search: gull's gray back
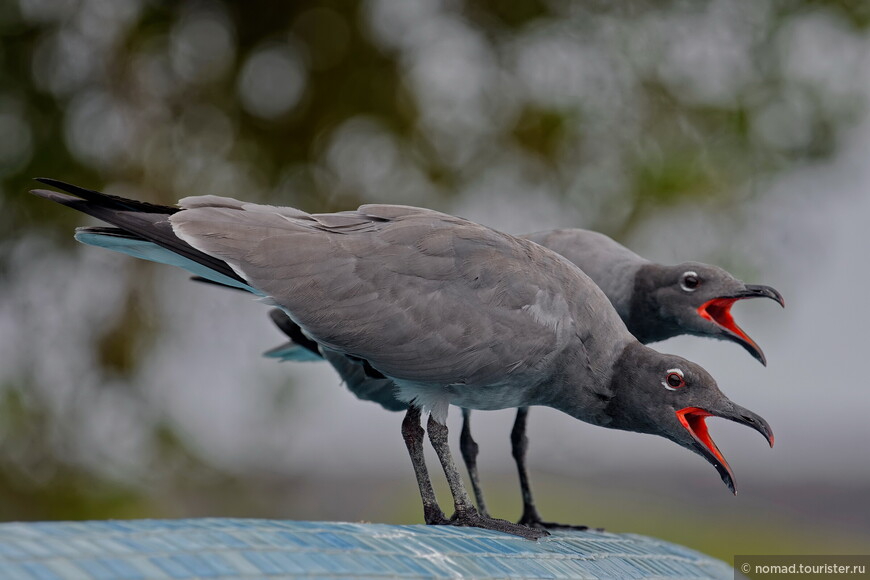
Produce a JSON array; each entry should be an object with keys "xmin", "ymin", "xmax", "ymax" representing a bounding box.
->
[{"xmin": 522, "ymin": 229, "xmax": 647, "ymax": 322}]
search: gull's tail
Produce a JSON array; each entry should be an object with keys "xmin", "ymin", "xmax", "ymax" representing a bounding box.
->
[{"xmin": 31, "ymin": 179, "xmax": 253, "ymax": 292}]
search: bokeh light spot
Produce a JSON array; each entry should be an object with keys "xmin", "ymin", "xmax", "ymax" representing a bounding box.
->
[{"xmin": 237, "ymin": 44, "xmax": 307, "ymax": 120}]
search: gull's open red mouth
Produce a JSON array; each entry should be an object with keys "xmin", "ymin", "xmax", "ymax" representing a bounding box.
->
[
  {"xmin": 697, "ymin": 297, "xmax": 758, "ymax": 351},
  {"xmin": 676, "ymin": 407, "xmax": 728, "ymax": 467},
  {"xmin": 696, "ymin": 284, "xmax": 783, "ymax": 365},
  {"xmin": 676, "ymin": 403, "xmax": 774, "ymax": 494},
  {"xmin": 676, "ymin": 406, "xmax": 735, "ymax": 492},
  {"xmin": 696, "ymin": 284, "xmax": 784, "ymax": 365}
]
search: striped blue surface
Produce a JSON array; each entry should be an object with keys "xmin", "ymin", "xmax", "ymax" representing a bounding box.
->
[{"xmin": 0, "ymin": 519, "xmax": 732, "ymax": 579}]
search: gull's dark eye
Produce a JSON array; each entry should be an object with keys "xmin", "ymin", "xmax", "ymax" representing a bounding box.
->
[
  {"xmin": 680, "ymin": 271, "xmax": 700, "ymax": 292},
  {"xmin": 663, "ymin": 369, "xmax": 685, "ymax": 390}
]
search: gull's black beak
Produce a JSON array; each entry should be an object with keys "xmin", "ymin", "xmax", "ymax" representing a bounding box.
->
[
  {"xmin": 676, "ymin": 402, "xmax": 773, "ymax": 495},
  {"xmin": 737, "ymin": 284, "xmax": 785, "ymax": 308}
]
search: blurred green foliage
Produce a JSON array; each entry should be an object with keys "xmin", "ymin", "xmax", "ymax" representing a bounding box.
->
[
  {"xmin": 0, "ymin": 386, "xmax": 152, "ymax": 521},
  {"xmin": 0, "ymin": 0, "xmax": 866, "ymax": 558}
]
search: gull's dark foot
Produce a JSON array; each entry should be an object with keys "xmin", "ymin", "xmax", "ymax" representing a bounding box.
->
[
  {"xmin": 518, "ymin": 508, "xmax": 601, "ymax": 532},
  {"xmin": 424, "ymin": 506, "xmax": 451, "ymax": 526},
  {"xmin": 450, "ymin": 508, "xmax": 549, "ymax": 540}
]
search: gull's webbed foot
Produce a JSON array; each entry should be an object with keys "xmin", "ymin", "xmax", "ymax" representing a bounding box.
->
[
  {"xmin": 518, "ymin": 512, "xmax": 599, "ymax": 532},
  {"xmin": 451, "ymin": 507, "xmax": 549, "ymax": 540}
]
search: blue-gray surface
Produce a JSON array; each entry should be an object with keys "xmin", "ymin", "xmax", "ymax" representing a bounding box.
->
[{"xmin": 0, "ymin": 519, "xmax": 733, "ymax": 579}]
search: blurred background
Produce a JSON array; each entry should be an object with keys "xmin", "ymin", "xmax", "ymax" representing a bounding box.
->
[{"xmin": 1, "ymin": 0, "xmax": 868, "ymax": 564}]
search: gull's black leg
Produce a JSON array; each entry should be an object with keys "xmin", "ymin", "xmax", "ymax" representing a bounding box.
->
[
  {"xmin": 460, "ymin": 408, "xmax": 490, "ymax": 517},
  {"xmin": 426, "ymin": 414, "xmax": 547, "ymax": 540},
  {"xmin": 402, "ymin": 406, "xmax": 449, "ymax": 525},
  {"xmin": 513, "ymin": 407, "xmax": 545, "ymax": 526},
  {"xmin": 512, "ymin": 407, "xmax": 593, "ymax": 531}
]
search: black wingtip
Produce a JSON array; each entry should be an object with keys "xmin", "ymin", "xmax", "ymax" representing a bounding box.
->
[
  {"xmin": 189, "ymin": 275, "xmax": 246, "ymax": 292},
  {"xmin": 31, "ymin": 178, "xmax": 179, "ymax": 215},
  {"xmin": 35, "ymin": 177, "xmax": 65, "ymax": 187},
  {"xmin": 34, "ymin": 178, "xmax": 89, "ymax": 195},
  {"xmin": 269, "ymin": 308, "xmax": 293, "ymax": 329},
  {"xmin": 34, "ymin": 178, "xmax": 111, "ymax": 202},
  {"xmin": 29, "ymin": 188, "xmax": 83, "ymax": 206},
  {"xmin": 267, "ymin": 309, "xmax": 322, "ymax": 357}
]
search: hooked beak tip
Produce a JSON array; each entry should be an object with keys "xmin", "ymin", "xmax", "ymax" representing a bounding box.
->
[
  {"xmin": 752, "ymin": 347, "xmax": 768, "ymax": 367},
  {"xmin": 738, "ymin": 411, "xmax": 775, "ymax": 448},
  {"xmin": 735, "ymin": 334, "xmax": 767, "ymax": 367},
  {"xmin": 773, "ymin": 290, "xmax": 786, "ymax": 309},
  {"xmin": 721, "ymin": 467, "xmax": 737, "ymax": 495},
  {"xmin": 719, "ymin": 467, "xmax": 737, "ymax": 494},
  {"xmin": 744, "ymin": 284, "xmax": 785, "ymax": 308}
]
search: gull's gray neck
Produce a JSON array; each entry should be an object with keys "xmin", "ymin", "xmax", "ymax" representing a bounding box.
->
[
  {"xmin": 626, "ymin": 263, "xmax": 682, "ymax": 344},
  {"xmin": 533, "ymin": 316, "xmax": 635, "ymax": 427},
  {"xmin": 522, "ymin": 229, "xmax": 647, "ymax": 322}
]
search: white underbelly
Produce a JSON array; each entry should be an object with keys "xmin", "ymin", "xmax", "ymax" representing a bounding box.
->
[{"xmin": 394, "ymin": 379, "xmax": 535, "ymax": 423}]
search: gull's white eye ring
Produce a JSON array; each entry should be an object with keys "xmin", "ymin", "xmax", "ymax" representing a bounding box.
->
[
  {"xmin": 663, "ymin": 368, "xmax": 685, "ymax": 390},
  {"xmin": 680, "ymin": 271, "xmax": 700, "ymax": 292}
]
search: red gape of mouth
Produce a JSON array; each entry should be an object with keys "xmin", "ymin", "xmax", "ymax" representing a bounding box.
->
[
  {"xmin": 676, "ymin": 407, "xmax": 731, "ymax": 472},
  {"xmin": 697, "ymin": 298, "xmax": 759, "ymax": 351}
]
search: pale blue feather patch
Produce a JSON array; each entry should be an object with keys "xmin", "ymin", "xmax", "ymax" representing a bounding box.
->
[
  {"xmin": 74, "ymin": 231, "xmax": 259, "ymax": 294},
  {"xmin": 263, "ymin": 342, "xmax": 323, "ymax": 362}
]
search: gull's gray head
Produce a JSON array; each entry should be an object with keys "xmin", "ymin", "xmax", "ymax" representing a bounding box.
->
[
  {"xmin": 634, "ymin": 262, "xmax": 785, "ymax": 365},
  {"xmin": 605, "ymin": 342, "xmax": 774, "ymax": 494}
]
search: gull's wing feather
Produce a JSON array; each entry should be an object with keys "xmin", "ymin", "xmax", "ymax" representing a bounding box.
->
[{"xmin": 170, "ymin": 203, "xmax": 585, "ymax": 389}]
